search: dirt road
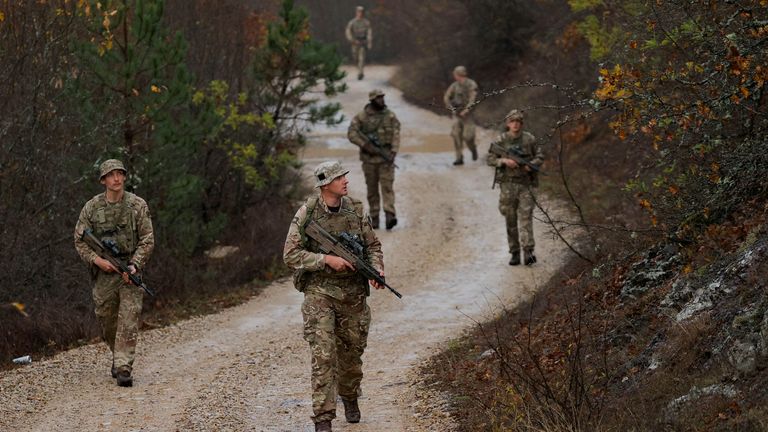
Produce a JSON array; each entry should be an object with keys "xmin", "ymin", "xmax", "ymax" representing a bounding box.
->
[{"xmin": 0, "ymin": 66, "xmax": 570, "ymax": 431}]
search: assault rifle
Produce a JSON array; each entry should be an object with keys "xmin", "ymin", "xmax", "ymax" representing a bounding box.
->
[
  {"xmin": 489, "ymin": 141, "xmax": 545, "ymax": 189},
  {"xmin": 305, "ymin": 220, "xmax": 402, "ymax": 299},
  {"xmin": 82, "ymin": 229, "xmax": 156, "ymax": 297},
  {"xmin": 357, "ymin": 128, "xmax": 399, "ymax": 169}
]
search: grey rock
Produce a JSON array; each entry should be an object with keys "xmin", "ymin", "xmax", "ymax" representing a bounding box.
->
[
  {"xmin": 665, "ymin": 384, "xmax": 738, "ymax": 423},
  {"xmin": 676, "ymin": 279, "xmax": 724, "ymax": 321},
  {"xmin": 727, "ymin": 340, "xmax": 758, "ymax": 374}
]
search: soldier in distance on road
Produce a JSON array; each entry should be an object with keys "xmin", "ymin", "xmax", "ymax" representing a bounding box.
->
[
  {"xmin": 73, "ymin": 159, "xmax": 155, "ymax": 387},
  {"xmin": 345, "ymin": 5, "xmax": 373, "ymax": 80},
  {"xmin": 347, "ymin": 89, "xmax": 401, "ymax": 230},
  {"xmin": 283, "ymin": 161, "xmax": 386, "ymax": 432},
  {"xmin": 443, "ymin": 65, "xmax": 479, "ymax": 166},
  {"xmin": 487, "ymin": 110, "xmax": 545, "ymax": 266}
]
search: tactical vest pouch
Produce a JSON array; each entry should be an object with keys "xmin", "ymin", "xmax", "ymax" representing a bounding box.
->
[{"xmin": 293, "ymin": 269, "xmax": 310, "ymax": 292}]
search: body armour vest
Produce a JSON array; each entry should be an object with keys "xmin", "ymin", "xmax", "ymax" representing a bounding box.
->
[
  {"xmin": 350, "ymin": 19, "xmax": 369, "ymax": 40},
  {"xmin": 358, "ymin": 107, "xmax": 396, "ymax": 148},
  {"xmin": 91, "ymin": 192, "xmax": 140, "ymax": 256}
]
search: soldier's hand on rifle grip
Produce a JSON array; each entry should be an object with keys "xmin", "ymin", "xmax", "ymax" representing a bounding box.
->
[
  {"xmin": 94, "ymin": 256, "xmax": 118, "ymax": 273},
  {"xmin": 121, "ymin": 265, "xmax": 137, "ymax": 284},
  {"xmin": 503, "ymin": 158, "xmax": 519, "ymax": 169},
  {"xmin": 369, "ymin": 271, "xmax": 385, "ymax": 290},
  {"xmin": 325, "ymin": 255, "xmax": 356, "ymax": 272}
]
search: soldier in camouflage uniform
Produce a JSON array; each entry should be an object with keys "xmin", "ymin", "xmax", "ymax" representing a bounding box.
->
[
  {"xmin": 74, "ymin": 159, "xmax": 154, "ymax": 387},
  {"xmin": 345, "ymin": 6, "xmax": 372, "ymax": 80},
  {"xmin": 487, "ymin": 110, "xmax": 544, "ymax": 266},
  {"xmin": 347, "ymin": 89, "xmax": 401, "ymax": 230},
  {"xmin": 443, "ymin": 65, "xmax": 479, "ymax": 165},
  {"xmin": 283, "ymin": 161, "xmax": 385, "ymax": 432}
]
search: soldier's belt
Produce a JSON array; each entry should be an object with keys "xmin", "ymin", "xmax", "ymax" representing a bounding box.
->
[{"xmin": 309, "ymin": 272, "xmax": 363, "ymax": 281}]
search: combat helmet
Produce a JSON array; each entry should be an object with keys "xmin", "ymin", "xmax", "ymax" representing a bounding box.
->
[
  {"xmin": 99, "ymin": 159, "xmax": 127, "ymax": 179},
  {"xmin": 504, "ymin": 109, "xmax": 524, "ymax": 122},
  {"xmin": 453, "ymin": 65, "xmax": 468, "ymax": 77},
  {"xmin": 368, "ymin": 89, "xmax": 385, "ymax": 101},
  {"xmin": 314, "ymin": 161, "xmax": 349, "ymax": 188}
]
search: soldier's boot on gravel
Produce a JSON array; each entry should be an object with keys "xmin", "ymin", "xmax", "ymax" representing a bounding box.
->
[
  {"xmin": 342, "ymin": 398, "xmax": 361, "ymax": 423},
  {"xmin": 452, "ymin": 158, "xmax": 464, "ymax": 166},
  {"xmin": 315, "ymin": 420, "xmax": 332, "ymax": 432},
  {"xmin": 524, "ymin": 249, "xmax": 537, "ymax": 266},
  {"xmin": 116, "ymin": 369, "xmax": 133, "ymax": 387},
  {"xmin": 385, "ymin": 212, "xmax": 398, "ymax": 230},
  {"xmin": 509, "ymin": 251, "xmax": 521, "ymax": 266},
  {"xmin": 370, "ymin": 214, "xmax": 380, "ymax": 229},
  {"xmin": 111, "ymin": 361, "xmax": 117, "ymax": 378}
]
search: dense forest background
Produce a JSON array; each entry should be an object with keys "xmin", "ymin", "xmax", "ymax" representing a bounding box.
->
[{"xmin": 2, "ymin": 1, "xmax": 768, "ymax": 429}]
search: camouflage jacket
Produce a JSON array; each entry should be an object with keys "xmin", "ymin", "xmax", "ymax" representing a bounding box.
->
[
  {"xmin": 283, "ymin": 193, "xmax": 383, "ymax": 300},
  {"xmin": 345, "ymin": 17, "xmax": 372, "ymax": 43},
  {"xmin": 74, "ymin": 191, "xmax": 155, "ymax": 269},
  {"xmin": 347, "ymin": 104, "xmax": 401, "ymax": 164},
  {"xmin": 487, "ymin": 131, "xmax": 544, "ymax": 186},
  {"xmin": 443, "ymin": 78, "xmax": 478, "ymax": 111}
]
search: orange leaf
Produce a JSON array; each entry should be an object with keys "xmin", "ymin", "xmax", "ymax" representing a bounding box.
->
[{"xmin": 740, "ymin": 87, "xmax": 750, "ymax": 98}]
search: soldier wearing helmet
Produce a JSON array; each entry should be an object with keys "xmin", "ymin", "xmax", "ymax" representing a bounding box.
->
[
  {"xmin": 283, "ymin": 160, "xmax": 385, "ymax": 432},
  {"xmin": 345, "ymin": 5, "xmax": 373, "ymax": 80},
  {"xmin": 443, "ymin": 65, "xmax": 479, "ymax": 165},
  {"xmin": 73, "ymin": 159, "xmax": 154, "ymax": 387},
  {"xmin": 487, "ymin": 109, "xmax": 545, "ymax": 265},
  {"xmin": 347, "ymin": 89, "xmax": 401, "ymax": 230}
]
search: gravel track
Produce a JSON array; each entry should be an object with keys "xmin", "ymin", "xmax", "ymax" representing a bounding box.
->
[{"xmin": 0, "ymin": 66, "xmax": 570, "ymax": 431}]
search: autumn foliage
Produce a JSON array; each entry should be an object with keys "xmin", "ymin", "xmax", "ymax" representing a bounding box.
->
[{"xmin": 584, "ymin": 0, "xmax": 768, "ymax": 236}]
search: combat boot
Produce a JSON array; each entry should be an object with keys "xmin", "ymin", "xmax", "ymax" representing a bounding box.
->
[
  {"xmin": 315, "ymin": 420, "xmax": 332, "ymax": 432},
  {"xmin": 111, "ymin": 361, "xmax": 117, "ymax": 378},
  {"xmin": 116, "ymin": 369, "xmax": 133, "ymax": 387},
  {"xmin": 342, "ymin": 398, "xmax": 361, "ymax": 423},
  {"xmin": 471, "ymin": 147, "xmax": 478, "ymax": 161},
  {"xmin": 385, "ymin": 212, "xmax": 397, "ymax": 230},
  {"xmin": 524, "ymin": 249, "xmax": 537, "ymax": 266},
  {"xmin": 509, "ymin": 251, "xmax": 521, "ymax": 266},
  {"xmin": 370, "ymin": 214, "xmax": 380, "ymax": 229},
  {"xmin": 357, "ymin": 72, "xmax": 364, "ymax": 80},
  {"xmin": 452, "ymin": 158, "xmax": 464, "ymax": 166}
]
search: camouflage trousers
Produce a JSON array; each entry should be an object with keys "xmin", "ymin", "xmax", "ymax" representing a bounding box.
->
[
  {"xmin": 362, "ymin": 162, "xmax": 396, "ymax": 216},
  {"xmin": 302, "ymin": 292, "xmax": 371, "ymax": 423},
  {"xmin": 498, "ymin": 182, "xmax": 536, "ymax": 253},
  {"xmin": 92, "ymin": 271, "xmax": 143, "ymax": 372},
  {"xmin": 450, "ymin": 114, "xmax": 476, "ymax": 161},
  {"xmin": 351, "ymin": 44, "xmax": 367, "ymax": 76}
]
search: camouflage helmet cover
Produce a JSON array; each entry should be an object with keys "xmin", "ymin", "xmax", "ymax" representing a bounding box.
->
[
  {"xmin": 368, "ymin": 89, "xmax": 385, "ymax": 101},
  {"xmin": 356, "ymin": 5, "xmax": 364, "ymax": 11},
  {"xmin": 504, "ymin": 109, "xmax": 524, "ymax": 122},
  {"xmin": 314, "ymin": 160, "xmax": 349, "ymax": 188},
  {"xmin": 453, "ymin": 65, "xmax": 468, "ymax": 77},
  {"xmin": 99, "ymin": 159, "xmax": 127, "ymax": 179}
]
